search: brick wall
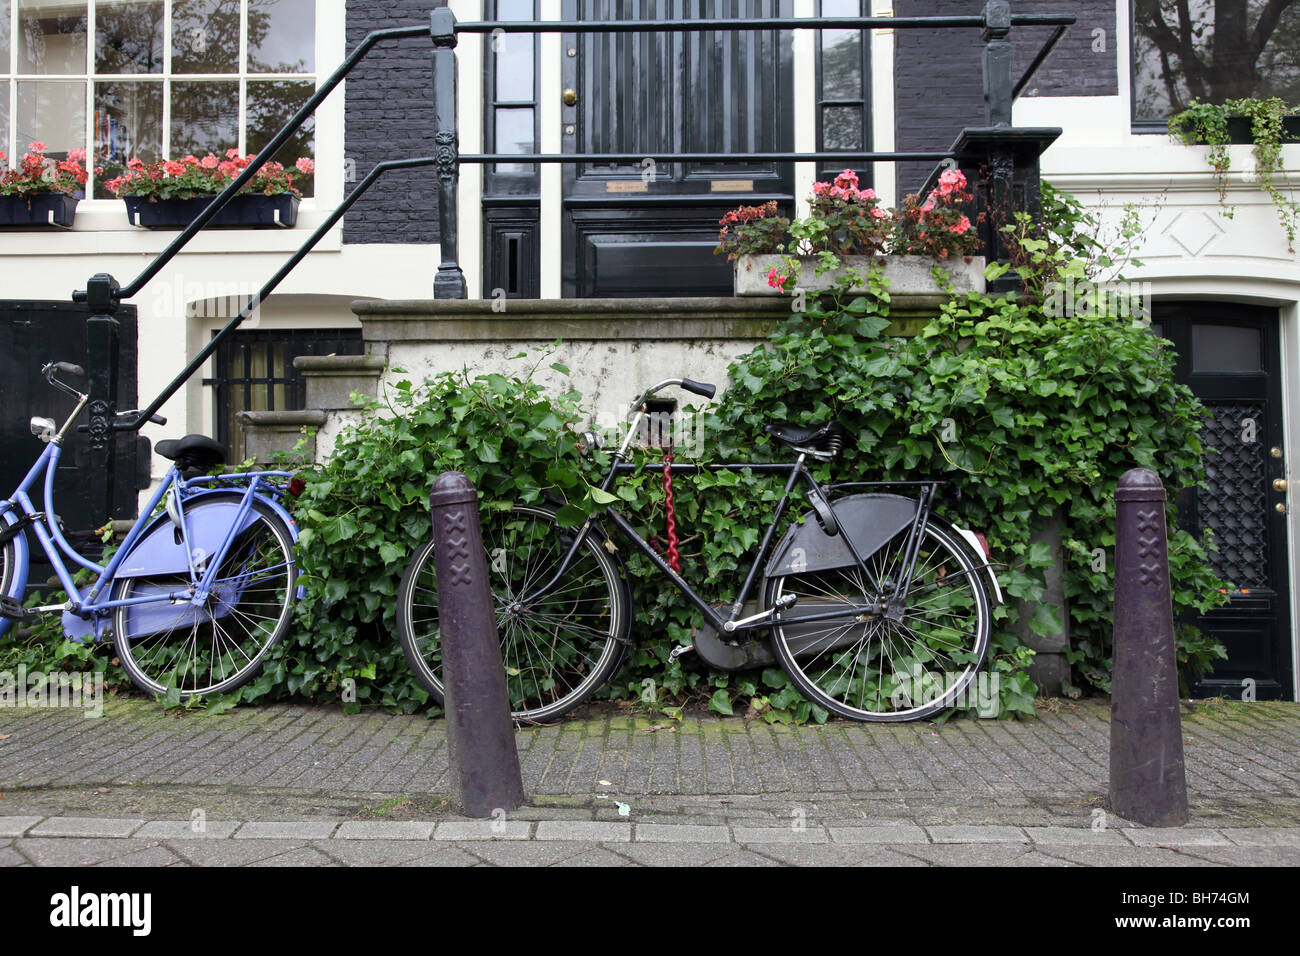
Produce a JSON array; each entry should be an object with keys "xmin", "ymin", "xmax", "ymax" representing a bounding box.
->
[
  {"xmin": 344, "ymin": 0, "xmax": 442, "ymax": 244},
  {"xmin": 893, "ymin": 0, "xmax": 1118, "ymax": 195}
]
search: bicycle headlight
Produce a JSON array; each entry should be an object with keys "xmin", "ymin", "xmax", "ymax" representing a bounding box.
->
[
  {"xmin": 576, "ymin": 430, "xmax": 603, "ymax": 459},
  {"xmin": 29, "ymin": 417, "xmax": 56, "ymax": 442}
]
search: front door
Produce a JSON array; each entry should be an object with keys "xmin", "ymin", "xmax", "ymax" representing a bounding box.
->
[
  {"xmin": 1153, "ymin": 302, "xmax": 1295, "ymax": 700},
  {"xmin": 560, "ymin": 0, "xmax": 794, "ymax": 297}
]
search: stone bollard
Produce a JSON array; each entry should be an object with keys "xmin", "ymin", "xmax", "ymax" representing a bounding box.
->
[
  {"xmin": 1109, "ymin": 468, "xmax": 1189, "ymax": 827},
  {"xmin": 430, "ymin": 472, "xmax": 525, "ymax": 818}
]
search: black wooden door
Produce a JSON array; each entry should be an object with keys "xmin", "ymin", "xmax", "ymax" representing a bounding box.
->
[
  {"xmin": 0, "ymin": 301, "xmax": 143, "ymax": 559},
  {"xmin": 561, "ymin": 0, "xmax": 794, "ymax": 297},
  {"xmin": 1153, "ymin": 302, "xmax": 1294, "ymax": 700}
]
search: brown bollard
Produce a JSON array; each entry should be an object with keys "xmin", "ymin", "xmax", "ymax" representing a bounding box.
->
[
  {"xmin": 1109, "ymin": 467, "xmax": 1189, "ymax": 827},
  {"xmin": 430, "ymin": 472, "xmax": 525, "ymax": 818}
]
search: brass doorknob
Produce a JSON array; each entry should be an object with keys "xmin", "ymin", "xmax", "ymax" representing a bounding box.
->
[
  {"xmin": 1274, "ymin": 478, "xmax": 1288, "ymax": 492},
  {"xmin": 562, "ymin": 88, "xmax": 578, "ymax": 107}
]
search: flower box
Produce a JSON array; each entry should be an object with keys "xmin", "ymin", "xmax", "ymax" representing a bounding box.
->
[
  {"xmin": 0, "ymin": 193, "xmax": 79, "ymax": 229},
  {"xmin": 1222, "ymin": 115, "xmax": 1300, "ymax": 144},
  {"xmin": 123, "ymin": 193, "xmax": 300, "ymax": 229},
  {"xmin": 734, "ymin": 253, "xmax": 986, "ymax": 302}
]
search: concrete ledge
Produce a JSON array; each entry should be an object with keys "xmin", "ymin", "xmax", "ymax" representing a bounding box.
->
[
  {"xmin": 292, "ymin": 354, "xmax": 387, "ymax": 411},
  {"xmin": 236, "ymin": 409, "xmax": 326, "ymax": 465}
]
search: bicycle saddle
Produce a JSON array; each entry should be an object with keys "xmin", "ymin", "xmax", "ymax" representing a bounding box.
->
[
  {"xmin": 156, "ymin": 435, "xmax": 228, "ymax": 478},
  {"xmin": 765, "ymin": 421, "xmax": 848, "ymax": 460}
]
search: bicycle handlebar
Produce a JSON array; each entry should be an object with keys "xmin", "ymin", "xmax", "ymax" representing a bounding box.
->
[{"xmin": 629, "ymin": 377, "xmax": 718, "ymax": 414}]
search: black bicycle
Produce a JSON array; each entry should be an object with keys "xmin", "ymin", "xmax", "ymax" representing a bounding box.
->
[{"xmin": 396, "ymin": 377, "xmax": 1001, "ymax": 723}]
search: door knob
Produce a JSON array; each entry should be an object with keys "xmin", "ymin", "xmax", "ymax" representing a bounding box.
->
[
  {"xmin": 1274, "ymin": 478, "xmax": 1288, "ymax": 492},
  {"xmin": 563, "ymin": 88, "xmax": 578, "ymax": 107}
]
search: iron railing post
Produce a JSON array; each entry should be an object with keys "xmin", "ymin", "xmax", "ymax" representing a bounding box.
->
[
  {"xmin": 981, "ymin": 1, "xmax": 1013, "ymax": 127},
  {"xmin": 84, "ymin": 273, "xmax": 122, "ymax": 527},
  {"xmin": 431, "ymin": 7, "xmax": 468, "ymax": 299}
]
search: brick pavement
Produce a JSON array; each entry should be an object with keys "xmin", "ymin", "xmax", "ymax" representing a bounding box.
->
[{"xmin": 1, "ymin": 697, "xmax": 1297, "ymax": 865}]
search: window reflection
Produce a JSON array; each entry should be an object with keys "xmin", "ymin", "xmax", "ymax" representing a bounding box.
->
[
  {"xmin": 94, "ymin": 80, "xmax": 162, "ymax": 194},
  {"xmin": 1133, "ymin": 0, "xmax": 1300, "ymax": 120},
  {"xmin": 248, "ymin": 0, "xmax": 314, "ymax": 73},
  {"xmin": 19, "ymin": 1, "xmax": 88, "ymax": 75},
  {"xmin": 16, "ymin": 79, "xmax": 86, "ymax": 157},
  {"xmin": 96, "ymin": 0, "xmax": 165, "ymax": 75},
  {"xmin": 247, "ymin": 78, "xmax": 313, "ymax": 194},
  {"xmin": 172, "ymin": 0, "xmax": 240, "ymax": 73},
  {"xmin": 171, "ymin": 79, "xmax": 238, "ymax": 157}
]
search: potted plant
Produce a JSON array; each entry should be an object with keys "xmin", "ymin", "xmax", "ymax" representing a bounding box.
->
[
  {"xmin": 106, "ymin": 150, "xmax": 314, "ymax": 229},
  {"xmin": 723, "ymin": 169, "xmax": 986, "ymax": 300},
  {"xmin": 0, "ymin": 142, "xmax": 90, "ymax": 229},
  {"xmin": 1168, "ymin": 96, "xmax": 1300, "ymax": 250}
]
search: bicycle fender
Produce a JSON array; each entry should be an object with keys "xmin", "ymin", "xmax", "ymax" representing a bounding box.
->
[
  {"xmin": 765, "ymin": 493, "xmax": 917, "ymax": 578},
  {"xmin": 0, "ymin": 502, "xmax": 31, "ymax": 638},
  {"xmin": 114, "ymin": 491, "xmax": 297, "ymax": 578}
]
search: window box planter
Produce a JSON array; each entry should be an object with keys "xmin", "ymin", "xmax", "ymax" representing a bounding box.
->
[
  {"xmin": 1222, "ymin": 115, "xmax": 1300, "ymax": 143},
  {"xmin": 734, "ymin": 253, "xmax": 986, "ymax": 303},
  {"xmin": 0, "ymin": 193, "xmax": 79, "ymax": 229},
  {"xmin": 123, "ymin": 193, "xmax": 299, "ymax": 229}
]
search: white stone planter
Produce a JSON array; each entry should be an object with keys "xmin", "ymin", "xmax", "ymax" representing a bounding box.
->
[{"xmin": 734, "ymin": 254, "xmax": 986, "ymax": 304}]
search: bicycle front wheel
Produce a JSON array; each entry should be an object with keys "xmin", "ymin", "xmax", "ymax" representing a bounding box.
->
[
  {"xmin": 111, "ymin": 495, "xmax": 297, "ymax": 698},
  {"xmin": 397, "ymin": 502, "xmax": 630, "ymax": 723},
  {"xmin": 765, "ymin": 514, "xmax": 991, "ymax": 722}
]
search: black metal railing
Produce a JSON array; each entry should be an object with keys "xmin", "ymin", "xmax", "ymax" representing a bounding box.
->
[{"xmin": 71, "ymin": 1, "xmax": 1073, "ymax": 525}]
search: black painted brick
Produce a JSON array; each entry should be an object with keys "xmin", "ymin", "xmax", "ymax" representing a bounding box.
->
[
  {"xmin": 893, "ymin": 0, "xmax": 1117, "ymax": 195},
  {"xmin": 344, "ymin": 0, "xmax": 443, "ymax": 245}
]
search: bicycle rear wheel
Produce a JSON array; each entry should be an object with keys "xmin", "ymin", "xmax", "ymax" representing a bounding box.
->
[
  {"xmin": 765, "ymin": 514, "xmax": 992, "ymax": 721},
  {"xmin": 397, "ymin": 502, "xmax": 630, "ymax": 723},
  {"xmin": 111, "ymin": 495, "xmax": 297, "ymax": 698}
]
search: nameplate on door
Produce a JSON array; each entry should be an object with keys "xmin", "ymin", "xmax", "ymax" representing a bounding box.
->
[
  {"xmin": 711, "ymin": 180, "xmax": 755, "ymax": 193},
  {"xmin": 606, "ymin": 181, "xmax": 649, "ymax": 193}
]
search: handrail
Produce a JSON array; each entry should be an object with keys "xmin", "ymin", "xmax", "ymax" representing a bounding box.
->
[{"xmin": 453, "ymin": 15, "xmax": 1076, "ymax": 33}]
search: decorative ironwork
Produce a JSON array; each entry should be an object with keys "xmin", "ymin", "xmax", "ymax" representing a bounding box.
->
[{"xmin": 1201, "ymin": 402, "xmax": 1268, "ymax": 590}]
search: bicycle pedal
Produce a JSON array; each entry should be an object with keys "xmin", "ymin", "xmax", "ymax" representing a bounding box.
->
[
  {"xmin": 0, "ymin": 596, "xmax": 26, "ymax": 621},
  {"xmin": 668, "ymin": 644, "xmax": 694, "ymax": 663}
]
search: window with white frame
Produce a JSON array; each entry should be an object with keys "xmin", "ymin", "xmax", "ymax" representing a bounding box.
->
[{"xmin": 0, "ymin": 0, "xmax": 316, "ymax": 197}]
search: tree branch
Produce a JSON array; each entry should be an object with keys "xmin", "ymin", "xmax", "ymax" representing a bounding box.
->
[{"xmin": 1252, "ymin": 0, "xmax": 1297, "ymax": 60}]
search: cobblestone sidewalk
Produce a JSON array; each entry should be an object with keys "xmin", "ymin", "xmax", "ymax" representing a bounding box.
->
[{"xmin": 1, "ymin": 697, "xmax": 1297, "ymax": 865}]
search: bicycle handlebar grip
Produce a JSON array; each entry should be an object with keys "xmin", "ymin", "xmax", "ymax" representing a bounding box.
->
[
  {"xmin": 680, "ymin": 379, "xmax": 716, "ymax": 399},
  {"xmin": 54, "ymin": 362, "xmax": 86, "ymax": 377}
]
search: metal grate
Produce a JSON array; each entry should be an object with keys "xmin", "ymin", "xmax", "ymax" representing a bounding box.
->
[
  {"xmin": 203, "ymin": 328, "xmax": 363, "ymax": 459},
  {"xmin": 1200, "ymin": 402, "xmax": 1269, "ymax": 590}
]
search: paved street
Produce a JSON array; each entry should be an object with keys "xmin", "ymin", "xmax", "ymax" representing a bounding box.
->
[{"xmin": 1, "ymin": 697, "xmax": 1297, "ymax": 866}]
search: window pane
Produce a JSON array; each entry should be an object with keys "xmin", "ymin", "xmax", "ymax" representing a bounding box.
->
[
  {"xmin": 16, "ymin": 80, "xmax": 85, "ymax": 159},
  {"xmin": 1192, "ymin": 324, "xmax": 1262, "ymax": 373},
  {"xmin": 822, "ymin": 104, "xmax": 862, "ymax": 150},
  {"xmin": 1133, "ymin": 1, "xmax": 1300, "ymax": 120},
  {"xmin": 494, "ymin": 106, "xmax": 533, "ymax": 174},
  {"xmin": 171, "ymin": 79, "xmax": 237, "ymax": 158},
  {"xmin": 247, "ymin": 78, "xmax": 313, "ymax": 195},
  {"xmin": 0, "ymin": 81, "xmax": 9, "ymax": 159},
  {"xmin": 821, "ymin": 31, "xmax": 861, "ymax": 100},
  {"xmin": 171, "ymin": 0, "xmax": 240, "ymax": 74},
  {"xmin": 95, "ymin": 0, "xmax": 164, "ymax": 75},
  {"xmin": 1, "ymin": 1, "xmax": 11, "ymax": 74},
  {"xmin": 494, "ymin": 32, "xmax": 534, "ymax": 102},
  {"xmin": 94, "ymin": 80, "xmax": 161, "ymax": 195},
  {"xmin": 19, "ymin": 1, "xmax": 88, "ymax": 74},
  {"xmin": 248, "ymin": 0, "xmax": 314, "ymax": 73}
]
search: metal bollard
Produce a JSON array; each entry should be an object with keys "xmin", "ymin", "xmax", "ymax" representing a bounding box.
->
[
  {"xmin": 429, "ymin": 472, "xmax": 525, "ymax": 818},
  {"xmin": 1109, "ymin": 467, "xmax": 1189, "ymax": 827}
]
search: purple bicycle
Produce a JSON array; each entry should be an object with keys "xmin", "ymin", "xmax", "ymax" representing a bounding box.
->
[{"xmin": 0, "ymin": 362, "xmax": 302, "ymax": 699}]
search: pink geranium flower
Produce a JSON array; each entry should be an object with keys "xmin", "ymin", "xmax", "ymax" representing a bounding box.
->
[
  {"xmin": 200, "ymin": 154, "xmax": 219, "ymax": 169},
  {"xmin": 295, "ymin": 157, "xmax": 315, "ymax": 175}
]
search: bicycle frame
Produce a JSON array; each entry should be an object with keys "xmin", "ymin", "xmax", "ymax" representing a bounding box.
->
[{"xmin": 518, "ymin": 400, "xmax": 945, "ymax": 642}]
